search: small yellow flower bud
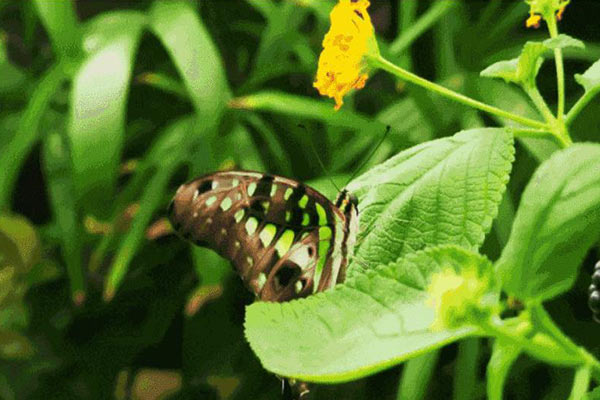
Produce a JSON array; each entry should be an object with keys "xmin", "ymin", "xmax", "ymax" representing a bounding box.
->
[{"xmin": 524, "ymin": 0, "xmax": 570, "ymax": 29}]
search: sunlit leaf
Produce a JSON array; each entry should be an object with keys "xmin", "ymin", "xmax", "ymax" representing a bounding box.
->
[
  {"xmin": 347, "ymin": 128, "xmax": 514, "ymax": 275},
  {"xmin": 69, "ymin": 11, "xmax": 146, "ymax": 215},
  {"xmin": 245, "ymin": 246, "xmax": 490, "ymax": 382}
]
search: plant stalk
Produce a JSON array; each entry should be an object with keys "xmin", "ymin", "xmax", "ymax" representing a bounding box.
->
[{"xmin": 369, "ymin": 55, "xmax": 550, "ymax": 131}]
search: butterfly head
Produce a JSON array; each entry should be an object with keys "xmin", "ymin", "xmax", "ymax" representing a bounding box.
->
[{"xmin": 335, "ymin": 189, "xmax": 359, "ymax": 217}]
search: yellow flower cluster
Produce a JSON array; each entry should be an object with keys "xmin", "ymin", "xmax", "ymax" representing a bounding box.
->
[
  {"xmin": 525, "ymin": 0, "xmax": 570, "ymax": 28},
  {"xmin": 313, "ymin": 0, "xmax": 376, "ymax": 110}
]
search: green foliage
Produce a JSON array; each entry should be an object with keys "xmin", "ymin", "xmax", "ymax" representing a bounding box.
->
[
  {"xmin": 245, "ymin": 246, "xmax": 488, "ymax": 382},
  {"xmin": 347, "ymin": 128, "xmax": 514, "ymax": 275},
  {"xmin": 497, "ymin": 144, "xmax": 600, "ymax": 301},
  {"xmin": 2, "ymin": 0, "xmax": 600, "ymax": 399}
]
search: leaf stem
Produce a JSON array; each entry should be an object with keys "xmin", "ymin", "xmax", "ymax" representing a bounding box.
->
[
  {"xmin": 565, "ymin": 88, "xmax": 600, "ymax": 126},
  {"xmin": 546, "ymin": 17, "xmax": 566, "ymax": 122},
  {"xmin": 523, "ymin": 85, "xmax": 557, "ymax": 125},
  {"xmin": 568, "ymin": 365, "xmax": 592, "ymax": 400},
  {"xmin": 369, "ymin": 55, "xmax": 550, "ymax": 130}
]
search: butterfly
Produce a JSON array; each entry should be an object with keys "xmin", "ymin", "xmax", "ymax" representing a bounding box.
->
[
  {"xmin": 589, "ymin": 261, "xmax": 600, "ymax": 323},
  {"xmin": 168, "ymin": 170, "xmax": 359, "ymax": 303}
]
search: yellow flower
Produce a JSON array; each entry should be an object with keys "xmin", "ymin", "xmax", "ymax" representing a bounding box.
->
[
  {"xmin": 525, "ymin": 0, "xmax": 569, "ymax": 28},
  {"xmin": 526, "ymin": 12, "xmax": 542, "ymax": 28},
  {"xmin": 313, "ymin": 0, "xmax": 378, "ymax": 110}
]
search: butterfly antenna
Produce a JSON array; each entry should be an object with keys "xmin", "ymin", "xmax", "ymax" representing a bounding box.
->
[
  {"xmin": 345, "ymin": 125, "xmax": 391, "ymax": 187},
  {"xmin": 298, "ymin": 124, "xmax": 341, "ymax": 193}
]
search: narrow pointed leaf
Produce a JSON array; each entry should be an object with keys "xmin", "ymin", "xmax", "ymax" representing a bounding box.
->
[
  {"xmin": 149, "ymin": 0, "xmax": 230, "ymax": 130},
  {"xmin": 0, "ymin": 65, "xmax": 66, "ymax": 209}
]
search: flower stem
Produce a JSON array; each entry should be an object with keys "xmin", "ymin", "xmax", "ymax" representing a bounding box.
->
[
  {"xmin": 568, "ymin": 365, "xmax": 592, "ymax": 400},
  {"xmin": 546, "ymin": 17, "xmax": 566, "ymax": 122},
  {"xmin": 369, "ymin": 55, "xmax": 550, "ymax": 130}
]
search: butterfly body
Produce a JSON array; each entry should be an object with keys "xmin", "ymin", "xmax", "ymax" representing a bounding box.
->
[{"xmin": 168, "ymin": 171, "xmax": 358, "ymax": 302}]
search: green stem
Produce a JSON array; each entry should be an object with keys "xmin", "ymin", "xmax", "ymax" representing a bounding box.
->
[
  {"xmin": 478, "ymin": 315, "xmax": 582, "ymax": 366},
  {"xmin": 530, "ymin": 304, "xmax": 600, "ymax": 377},
  {"xmin": 397, "ymin": 352, "xmax": 439, "ymax": 400},
  {"xmin": 509, "ymin": 127, "xmax": 552, "ymax": 139},
  {"xmin": 546, "ymin": 17, "xmax": 566, "ymax": 122},
  {"xmin": 520, "ymin": 85, "xmax": 571, "ymax": 147},
  {"xmin": 369, "ymin": 55, "xmax": 550, "ymax": 130},
  {"xmin": 568, "ymin": 365, "xmax": 592, "ymax": 400},
  {"xmin": 566, "ymin": 89, "xmax": 600, "ymax": 125},
  {"xmin": 523, "ymin": 85, "xmax": 557, "ymax": 125}
]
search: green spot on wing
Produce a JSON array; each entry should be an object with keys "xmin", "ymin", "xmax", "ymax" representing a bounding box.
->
[
  {"xmin": 259, "ymin": 224, "xmax": 277, "ymax": 247},
  {"xmin": 220, "ymin": 197, "xmax": 232, "ymax": 211},
  {"xmin": 276, "ymin": 230, "xmax": 295, "ymax": 256},
  {"xmin": 245, "ymin": 217, "xmax": 258, "ymax": 235},
  {"xmin": 284, "ymin": 187, "xmax": 293, "ymax": 200},
  {"xmin": 315, "ymin": 203, "xmax": 327, "ymax": 224},
  {"xmin": 299, "ymin": 194, "xmax": 309, "ymax": 208},
  {"xmin": 206, "ymin": 196, "xmax": 217, "ymax": 206},
  {"xmin": 302, "ymin": 213, "xmax": 310, "ymax": 226},
  {"xmin": 234, "ymin": 209, "xmax": 245, "ymax": 223},
  {"xmin": 248, "ymin": 182, "xmax": 257, "ymax": 196}
]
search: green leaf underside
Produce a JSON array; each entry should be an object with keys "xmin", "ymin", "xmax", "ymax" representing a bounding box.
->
[
  {"xmin": 245, "ymin": 246, "xmax": 491, "ymax": 382},
  {"xmin": 346, "ymin": 128, "xmax": 514, "ymax": 276},
  {"xmin": 543, "ymin": 34, "xmax": 585, "ymax": 51},
  {"xmin": 480, "ymin": 41, "xmax": 546, "ymax": 87},
  {"xmin": 497, "ymin": 143, "xmax": 600, "ymax": 301},
  {"xmin": 575, "ymin": 58, "xmax": 600, "ymax": 94}
]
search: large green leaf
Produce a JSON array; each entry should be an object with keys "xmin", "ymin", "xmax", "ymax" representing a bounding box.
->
[
  {"xmin": 245, "ymin": 246, "xmax": 491, "ymax": 382},
  {"xmin": 68, "ymin": 11, "xmax": 146, "ymax": 215},
  {"xmin": 496, "ymin": 144, "xmax": 600, "ymax": 302},
  {"xmin": 346, "ymin": 128, "xmax": 514, "ymax": 275}
]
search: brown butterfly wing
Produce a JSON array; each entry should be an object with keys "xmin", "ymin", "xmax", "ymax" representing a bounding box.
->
[{"xmin": 168, "ymin": 171, "xmax": 340, "ymax": 301}]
